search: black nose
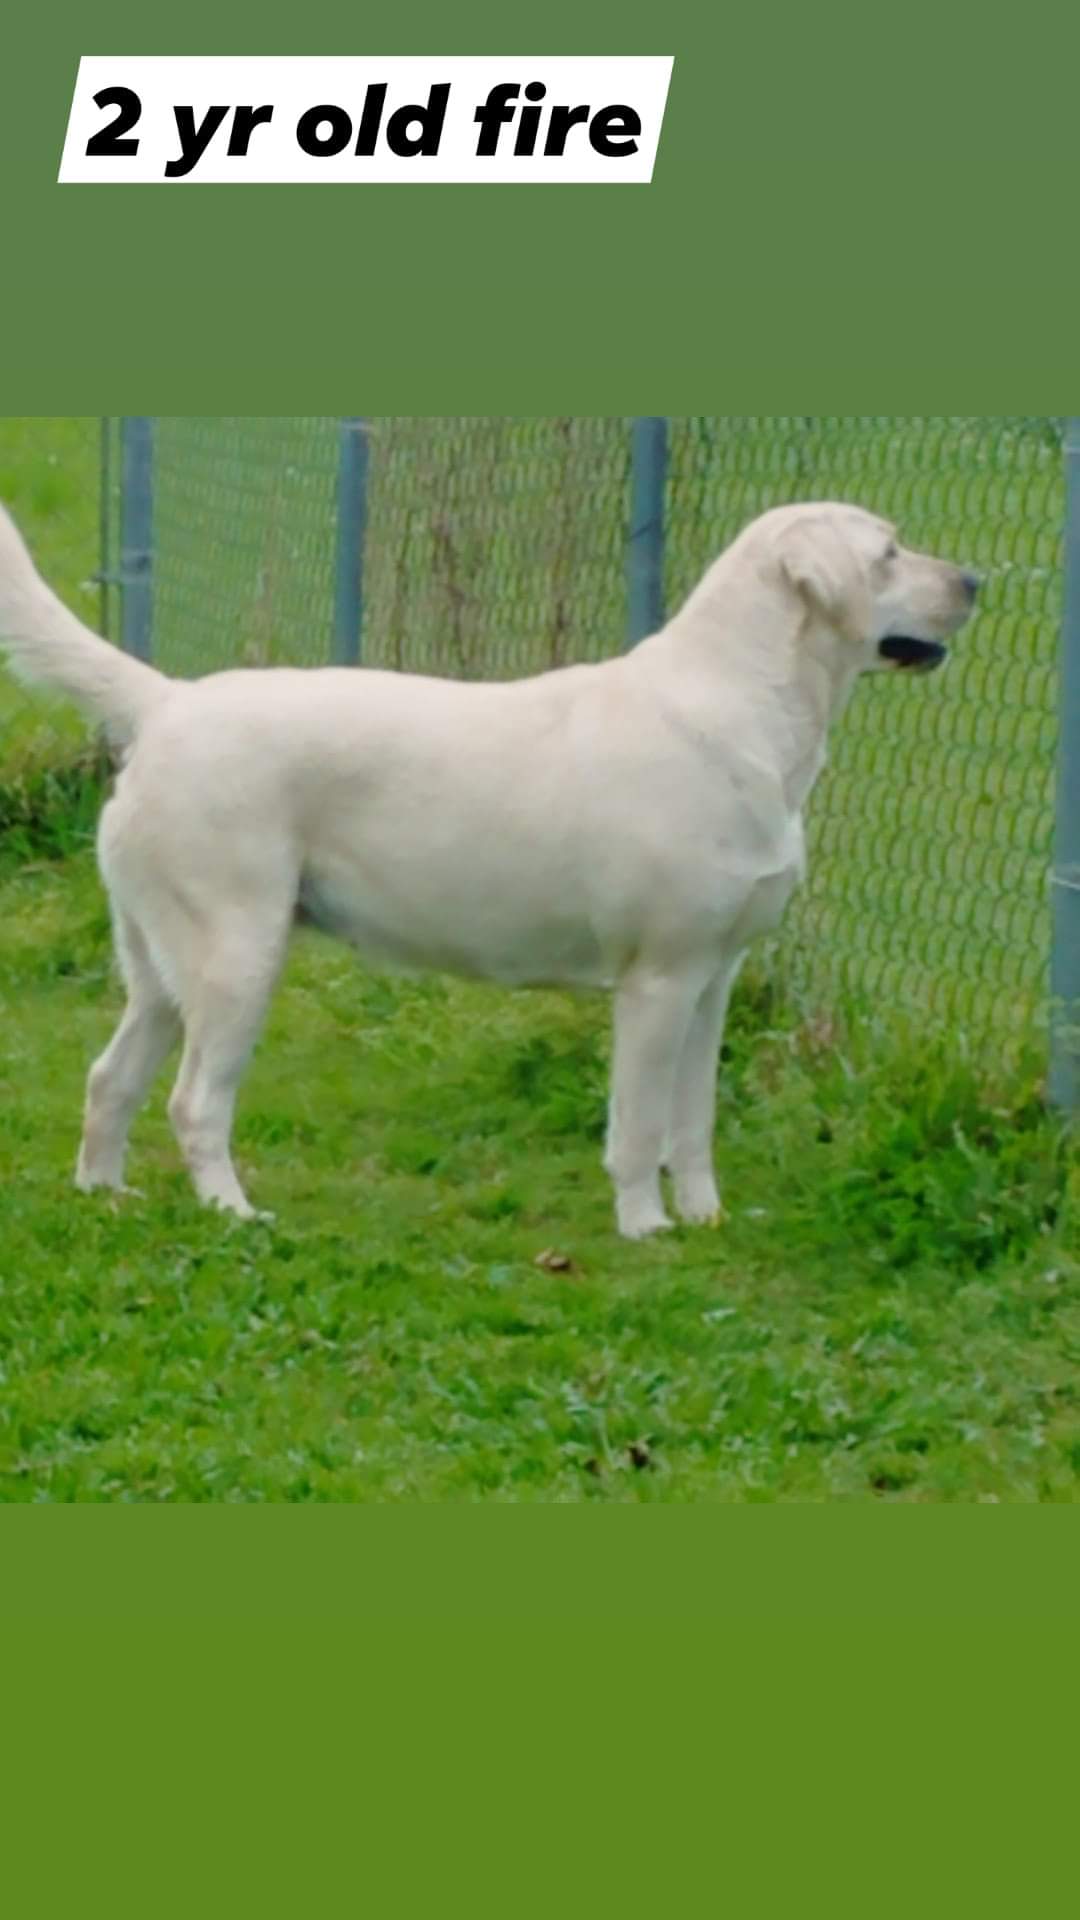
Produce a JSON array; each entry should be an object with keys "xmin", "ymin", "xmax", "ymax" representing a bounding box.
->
[{"xmin": 962, "ymin": 570, "xmax": 981, "ymax": 601}]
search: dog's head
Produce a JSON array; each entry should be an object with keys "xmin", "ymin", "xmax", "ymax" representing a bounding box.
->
[{"xmin": 762, "ymin": 502, "xmax": 979, "ymax": 675}]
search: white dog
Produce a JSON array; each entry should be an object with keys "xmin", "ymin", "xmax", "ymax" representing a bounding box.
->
[{"xmin": 0, "ymin": 498, "xmax": 977, "ymax": 1238}]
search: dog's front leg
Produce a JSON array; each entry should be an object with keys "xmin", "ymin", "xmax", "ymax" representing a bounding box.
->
[
  {"xmin": 664, "ymin": 953, "xmax": 746, "ymax": 1225},
  {"xmin": 605, "ymin": 966, "xmax": 705, "ymax": 1239}
]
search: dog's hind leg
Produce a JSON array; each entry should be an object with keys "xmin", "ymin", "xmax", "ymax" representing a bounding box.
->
[
  {"xmin": 76, "ymin": 910, "xmax": 181, "ymax": 1194},
  {"xmin": 166, "ymin": 914, "xmax": 291, "ymax": 1219}
]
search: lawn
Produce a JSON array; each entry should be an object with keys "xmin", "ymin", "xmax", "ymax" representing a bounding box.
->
[
  {"xmin": 0, "ymin": 414, "xmax": 1077, "ymax": 1502},
  {"xmin": 1, "ymin": 852, "xmax": 1078, "ymax": 1502}
]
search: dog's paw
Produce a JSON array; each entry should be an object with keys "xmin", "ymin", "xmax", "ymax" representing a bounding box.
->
[
  {"xmin": 211, "ymin": 1197, "xmax": 275, "ymax": 1224},
  {"xmin": 675, "ymin": 1198, "xmax": 728, "ymax": 1229},
  {"xmin": 75, "ymin": 1171, "xmax": 143, "ymax": 1199},
  {"xmin": 690, "ymin": 1205, "xmax": 727, "ymax": 1229},
  {"xmin": 616, "ymin": 1200, "xmax": 675, "ymax": 1240},
  {"xmin": 673, "ymin": 1173, "xmax": 726, "ymax": 1227}
]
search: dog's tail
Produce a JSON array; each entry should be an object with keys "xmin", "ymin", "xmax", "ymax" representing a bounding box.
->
[{"xmin": 0, "ymin": 500, "xmax": 168, "ymax": 751}]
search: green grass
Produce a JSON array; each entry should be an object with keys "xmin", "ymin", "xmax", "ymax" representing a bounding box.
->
[{"xmin": 1, "ymin": 851, "xmax": 1079, "ymax": 1503}]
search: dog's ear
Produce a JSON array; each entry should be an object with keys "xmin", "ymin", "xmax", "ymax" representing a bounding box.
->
[{"xmin": 778, "ymin": 519, "xmax": 872, "ymax": 642}]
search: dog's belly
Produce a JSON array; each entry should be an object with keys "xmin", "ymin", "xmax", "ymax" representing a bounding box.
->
[
  {"xmin": 295, "ymin": 869, "xmax": 614, "ymax": 989},
  {"xmin": 294, "ymin": 803, "xmax": 806, "ymax": 991}
]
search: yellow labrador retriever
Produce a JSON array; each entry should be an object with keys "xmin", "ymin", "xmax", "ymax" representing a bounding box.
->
[{"xmin": 0, "ymin": 499, "xmax": 977, "ymax": 1238}]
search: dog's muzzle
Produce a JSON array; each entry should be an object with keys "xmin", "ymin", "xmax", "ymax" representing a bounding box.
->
[{"xmin": 878, "ymin": 636, "xmax": 948, "ymax": 673}]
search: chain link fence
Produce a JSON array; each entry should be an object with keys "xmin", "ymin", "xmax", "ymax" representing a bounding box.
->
[
  {"xmin": 147, "ymin": 418, "xmax": 341, "ymax": 674},
  {"xmin": 666, "ymin": 418, "xmax": 1063, "ymax": 1031},
  {"xmin": 76, "ymin": 419, "xmax": 1080, "ymax": 1042},
  {"xmin": 362, "ymin": 418, "xmax": 630, "ymax": 674},
  {"xmin": 135, "ymin": 418, "xmax": 632, "ymax": 679}
]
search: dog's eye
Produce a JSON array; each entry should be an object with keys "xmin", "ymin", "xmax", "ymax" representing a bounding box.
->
[{"xmin": 883, "ymin": 542, "xmax": 899, "ymax": 562}]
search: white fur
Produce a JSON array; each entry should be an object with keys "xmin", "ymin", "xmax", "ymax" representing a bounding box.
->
[{"xmin": 0, "ymin": 498, "xmax": 975, "ymax": 1237}]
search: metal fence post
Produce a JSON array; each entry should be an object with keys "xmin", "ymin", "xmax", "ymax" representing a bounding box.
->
[
  {"xmin": 334, "ymin": 417, "xmax": 369, "ymax": 664},
  {"xmin": 1049, "ymin": 417, "xmax": 1080, "ymax": 1110},
  {"xmin": 119, "ymin": 416, "xmax": 154, "ymax": 661},
  {"xmin": 98, "ymin": 417, "xmax": 113, "ymax": 640},
  {"xmin": 626, "ymin": 416, "xmax": 668, "ymax": 648}
]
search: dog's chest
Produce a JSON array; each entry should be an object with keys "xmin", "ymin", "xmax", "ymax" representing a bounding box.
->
[{"xmin": 728, "ymin": 816, "xmax": 806, "ymax": 944}]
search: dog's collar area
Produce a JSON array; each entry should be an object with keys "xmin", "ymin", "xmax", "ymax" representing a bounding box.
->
[{"xmin": 878, "ymin": 636, "xmax": 947, "ymax": 672}]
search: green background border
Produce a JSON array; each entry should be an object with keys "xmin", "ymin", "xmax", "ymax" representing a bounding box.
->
[
  {"xmin": 6, "ymin": 1516, "xmax": 1078, "ymax": 1914},
  {"xmin": 5, "ymin": 1510, "xmax": 1080, "ymax": 1615},
  {"xmin": 4, "ymin": 1, "xmax": 1078, "ymax": 1817},
  {"xmin": 5, "ymin": 0, "xmax": 1075, "ymax": 409}
]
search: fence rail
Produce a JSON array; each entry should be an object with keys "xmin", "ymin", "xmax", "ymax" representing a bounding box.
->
[{"xmin": 100, "ymin": 415, "xmax": 1074, "ymax": 1080}]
